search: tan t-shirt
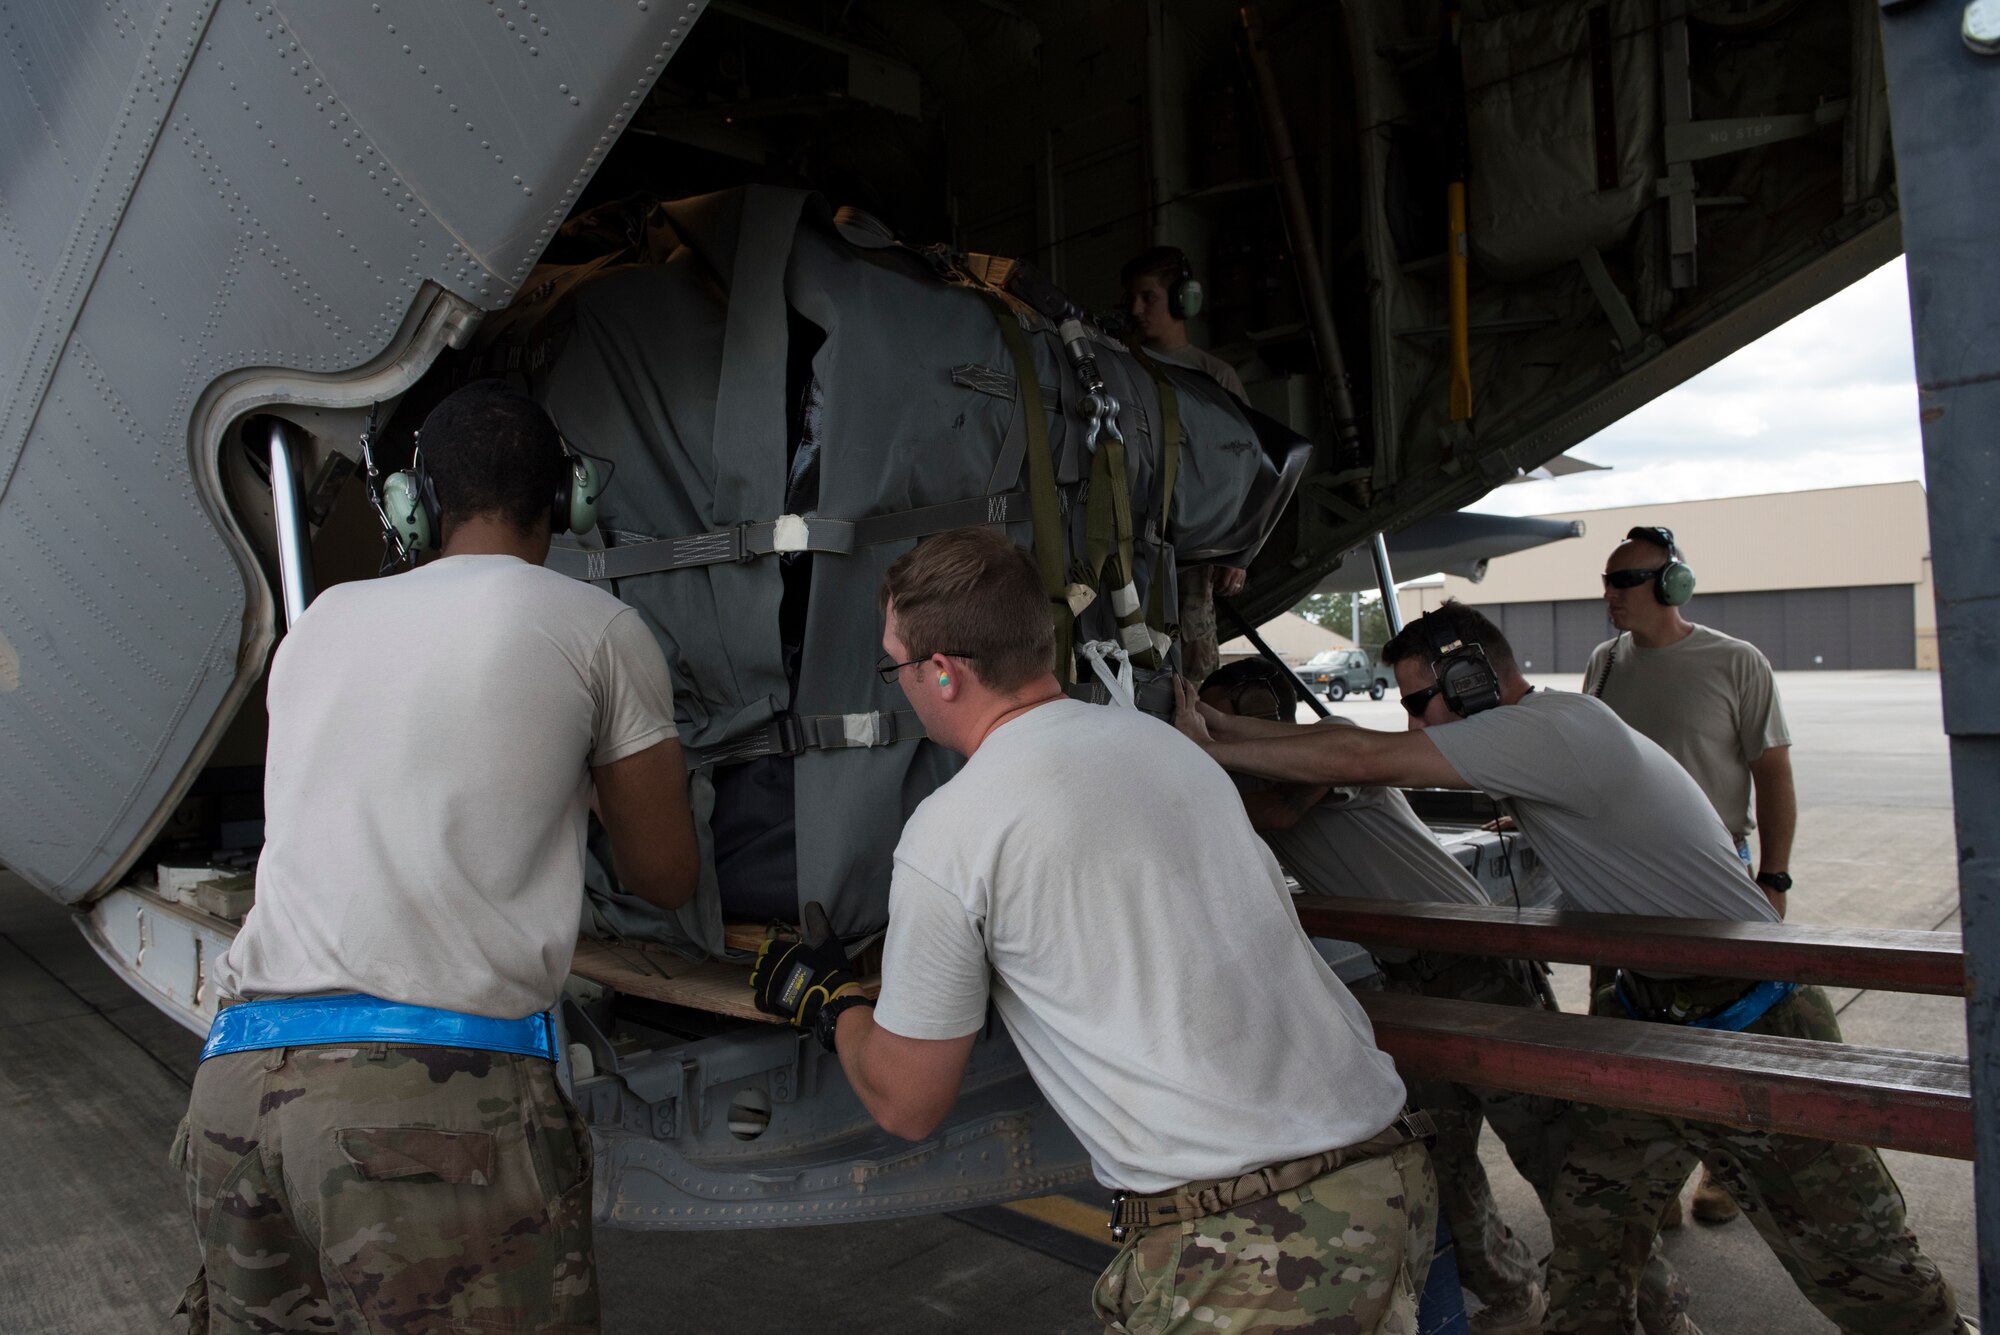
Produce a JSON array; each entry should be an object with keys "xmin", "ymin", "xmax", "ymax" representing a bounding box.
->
[
  {"xmin": 1148, "ymin": 341, "xmax": 1248, "ymax": 400},
  {"xmin": 217, "ymin": 555, "xmax": 678, "ymax": 1019},
  {"xmin": 1422, "ymin": 690, "xmax": 1776, "ymax": 923},
  {"xmin": 873, "ymin": 699, "xmax": 1408, "ymax": 1193},
  {"xmin": 1260, "ymin": 722, "xmax": 1486, "ymax": 908},
  {"xmin": 1582, "ymin": 625, "xmax": 1790, "ymax": 840}
]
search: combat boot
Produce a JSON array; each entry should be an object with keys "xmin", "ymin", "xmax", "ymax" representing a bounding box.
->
[
  {"xmin": 1468, "ymin": 1281, "xmax": 1546, "ymax": 1335},
  {"xmin": 1690, "ymin": 1165, "xmax": 1740, "ymax": 1223}
]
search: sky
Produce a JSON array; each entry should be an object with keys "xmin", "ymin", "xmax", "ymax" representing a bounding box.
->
[{"xmin": 1465, "ymin": 257, "xmax": 1924, "ymax": 518}]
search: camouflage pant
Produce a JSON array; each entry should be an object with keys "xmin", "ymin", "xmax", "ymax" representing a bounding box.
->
[
  {"xmin": 170, "ymin": 1043, "xmax": 597, "ymax": 1334},
  {"xmin": 1545, "ymin": 983, "xmax": 1964, "ymax": 1335},
  {"xmin": 1090, "ymin": 1140, "xmax": 1436, "ymax": 1334},
  {"xmin": 1383, "ymin": 955, "xmax": 1690, "ymax": 1330},
  {"xmin": 1177, "ymin": 568, "xmax": 1219, "ymax": 686}
]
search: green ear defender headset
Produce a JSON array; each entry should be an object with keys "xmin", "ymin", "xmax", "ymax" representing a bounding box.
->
[
  {"xmin": 1167, "ymin": 248, "xmax": 1204, "ymax": 321},
  {"xmin": 376, "ymin": 430, "xmax": 602, "ymax": 560},
  {"xmin": 1627, "ymin": 525, "xmax": 1696, "ymax": 606}
]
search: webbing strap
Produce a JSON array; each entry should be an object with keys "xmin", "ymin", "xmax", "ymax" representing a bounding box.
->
[
  {"xmin": 977, "ymin": 291, "xmax": 1074, "ymax": 682},
  {"xmin": 692, "ymin": 708, "xmax": 926, "ymax": 769},
  {"xmin": 1081, "ymin": 428, "xmax": 1149, "ymax": 659},
  {"xmin": 547, "ymin": 493, "xmax": 1033, "ymax": 582},
  {"xmin": 1130, "ymin": 348, "xmax": 1184, "ymax": 666}
]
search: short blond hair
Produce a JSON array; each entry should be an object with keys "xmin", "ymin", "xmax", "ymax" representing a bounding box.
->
[{"xmin": 879, "ymin": 528, "xmax": 1055, "ymax": 693}]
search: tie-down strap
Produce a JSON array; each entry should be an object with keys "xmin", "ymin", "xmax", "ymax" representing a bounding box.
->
[
  {"xmin": 547, "ymin": 492, "xmax": 1033, "ymax": 582},
  {"xmin": 692, "ymin": 708, "xmax": 926, "ymax": 768}
]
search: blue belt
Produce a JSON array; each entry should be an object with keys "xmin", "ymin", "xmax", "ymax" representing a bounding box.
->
[
  {"xmin": 1615, "ymin": 976, "xmax": 1798, "ymax": 1032},
  {"xmin": 201, "ymin": 994, "xmax": 559, "ymax": 1063}
]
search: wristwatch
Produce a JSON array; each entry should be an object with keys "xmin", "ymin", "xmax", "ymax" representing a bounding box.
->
[
  {"xmin": 1756, "ymin": 871, "xmax": 1793, "ymax": 893},
  {"xmin": 814, "ymin": 993, "xmax": 876, "ymax": 1053}
]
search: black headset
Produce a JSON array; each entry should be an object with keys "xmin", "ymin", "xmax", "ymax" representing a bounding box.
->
[
  {"xmin": 1627, "ymin": 525, "xmax": 1696, "ymax": 606},
  {"xmin": 1165, "ymin": 248, "xmax": 1204, "ymax": 321},
  {"xmin": 1426, "ymin": 620, "xmax": 1503, "ymax": 717}
]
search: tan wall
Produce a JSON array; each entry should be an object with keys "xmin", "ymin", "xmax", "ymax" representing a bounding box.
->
[
  {"xmin": 1916, "ymin": 555, "xmax": 1938, "ymax": 670},
  {"xmin": 1438, "ymin": 482, "xmax": 1931, "ymax": 605},
  {"xmin": 1396, "ymin": 582, "xmax": 1450, "ymax": 625},
  {"xmin": 1222, "ymin": 612, "xmax": 1353, "ymax": 665}
]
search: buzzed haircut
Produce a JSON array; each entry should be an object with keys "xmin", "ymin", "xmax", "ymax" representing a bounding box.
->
[
  {"xmin": 418, "ymin": 380, "xmax": 566, "ymax": 535},
  {"xmin": 1120, "ymin": 245, "xmax": 1190, "ymax": 291},
  {"xmin": 879, "ymin": 527, "xmax": 1056, "ymax": 693},
  {"xmin": 1379, "ymin": 599, "xmax": 1519, "ymax": 675}
]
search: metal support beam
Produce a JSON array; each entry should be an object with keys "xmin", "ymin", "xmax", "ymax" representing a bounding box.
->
[
  {"xmin": 1360, "ymin": 992, "xmax": 1972, "ymax": 1159},
  {"xmin": 1369, "ymin": 532, "xmax": 1404, "ymax": 634},
  {"xmin": 1295, "ymin": 896, "xmax": 1966, "ymax": 996},
  {"xmin": 1878, "ymin": 0, "xmax": 2000, "ymax": 1313},
  {"xmin": 266, "ymin": 420, "xmax": 316, "ymax": 628}
]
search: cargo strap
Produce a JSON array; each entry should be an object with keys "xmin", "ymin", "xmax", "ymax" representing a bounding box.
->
[
  {"xmin": 1107, "ymin": 1110, "xmax": 1434, "ymax": 1241},
  {"xmin": 978, "ymin": 290, "xmax": 1075, "ymax": 683},
  {"xmin": 201, "ymin": 994, "xmax": 559, "ymax": 1063},
  {"xmin": 1614, "ymin": 972, "xmax": 1799, "ymax": 1032},
  {"xmin": 1079, "ymin": 411, "xmax": 1151, "ymax": 663},
  {"xmin": 546, "ymin": 493, "xmax": 1034, "ymax": 582},
  {"xmin": 1078, "ymin": 640, "xmax": 1136, "ymax": 710},
  {"xmin": 692, "ymin": 708, "xmax": 925, "ymax": 769},
  {"xmin": 1129, "ymin": 348, "xmax": 1184, "ymax": 667}
]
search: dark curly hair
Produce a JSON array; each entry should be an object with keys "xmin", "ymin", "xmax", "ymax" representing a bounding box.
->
[{"xmin": 417, "ymin": 381, "xmax": 565, "ymax": 536}]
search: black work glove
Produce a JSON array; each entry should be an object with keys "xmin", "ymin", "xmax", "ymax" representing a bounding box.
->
[{"xmin": 752, "ymin": 902, "xmax": 860, "ymax": 1030}]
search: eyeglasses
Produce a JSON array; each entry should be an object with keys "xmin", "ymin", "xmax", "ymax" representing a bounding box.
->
[
  {"xmin": 1401, "ymin": 682, "xmax": 1446, "ymax": 719},
  {"xmin": 876, "ymin": 650, "xmax": 977, "ymax": 684},
  {"xmin": 1601, "ymin": 567, "xmax": 1666, "ymax": 591}
]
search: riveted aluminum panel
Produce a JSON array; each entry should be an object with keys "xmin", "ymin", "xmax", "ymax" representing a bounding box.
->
[{"xmin": 0, "ymin": 1, "xmax": 707, "ymax": 901}]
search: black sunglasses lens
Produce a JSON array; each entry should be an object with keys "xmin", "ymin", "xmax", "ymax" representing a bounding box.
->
[
  {"xmin": 1401, "ymin": 685, "xmax": 1440, "ymax": 718},
  {"xmin": 1604, "ymin": 568, "xmax": 1659, "ymax": 590}
]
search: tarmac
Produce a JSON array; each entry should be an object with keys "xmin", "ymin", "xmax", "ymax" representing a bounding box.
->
[{"xmin": 0, "ymin": 669, "xmax": 1977, "ymax": 1333}]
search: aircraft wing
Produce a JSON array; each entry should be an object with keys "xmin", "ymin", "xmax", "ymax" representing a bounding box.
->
[{"xmin": 1312, "ymin": 511, "xmax": 1589, "ymax": 593}]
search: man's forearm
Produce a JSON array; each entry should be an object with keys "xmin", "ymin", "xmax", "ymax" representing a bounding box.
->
[
  {"xmin": 1207, "ymin": 731, "xmax": 1370, "ymax": 787},
  {"xmin": 835, "ymin": 1009, "xmax": 900, "ymax": 1126},
  {"xmin": 1752, "ymin": 756, "xmax": 1797, "ymax": 874},
  {"xmin": 832, "ymin": 1007, "xmax": 975, "ymax": 1143},
  {"xmin": 1207, "ymin": 709, "xmax": 1316, "ymax": 742}
]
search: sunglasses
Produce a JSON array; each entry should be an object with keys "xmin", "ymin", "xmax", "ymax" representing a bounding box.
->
[
  {"xmin": 876, "ymin": 650, "xmax": 977, "ymax": 683},
  {"xmin": 1601, "ymin": 567, "xmax": 1666, "ymax": 591},
  {"xmin": 1401, "ymin": 682, "xmax": 1446, "ymax": 718}
]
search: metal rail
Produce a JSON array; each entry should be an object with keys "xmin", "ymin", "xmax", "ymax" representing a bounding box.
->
[
  {"xmin": 1296, "ymin": 897, "xmax": 1966, "ymax": 996},
  {"xmin": 1361, "ymin": 992, "xmax": 1972, "ymax": 1160},
  {"xmin": 266, "ymin": 419, "xmax": 316, "ymax": 627}
]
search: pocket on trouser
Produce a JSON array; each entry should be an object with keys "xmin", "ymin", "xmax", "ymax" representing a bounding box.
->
[
  {"xmin": 322, "ymin": 1120, "xmax": 597, "ymax": 1334},
  {"xmin": 1090, "ymin": 1222, "xmax": 1186, "ymax": 1334},
  {"xmin": 201, "ymin": 1142, "xmax": 336, "ymax": 1332}
]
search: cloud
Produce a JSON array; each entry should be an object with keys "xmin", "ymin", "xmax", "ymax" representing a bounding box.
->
[{"xmin": 1468, "ymin": 258, "xmax": 1924, "ymax": 517}]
